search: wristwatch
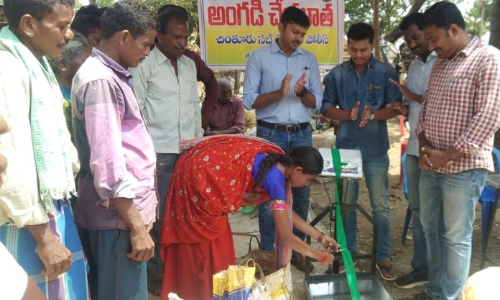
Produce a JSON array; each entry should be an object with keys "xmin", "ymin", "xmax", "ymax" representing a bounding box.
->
[
  {"xmin": 297, "ymin": 87, "xmax": 308, "ymax": 98},
  {"xmin": 369, "ymin": 110, "xmax": 375, "ymax": 120}
]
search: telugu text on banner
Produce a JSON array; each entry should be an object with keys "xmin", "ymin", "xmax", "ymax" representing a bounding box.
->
[{"xmin": 198, "ymin": 0, "xmax": 345, "ymax": 69}]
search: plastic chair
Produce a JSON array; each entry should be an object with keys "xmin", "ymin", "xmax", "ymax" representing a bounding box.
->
[
  {"xmin": 479, "ymin": 146, "xmax": 500, "ymax": 253},
  {"xmin": 401, "ymin": 153, "xmax": 412, "ymax": 245}
]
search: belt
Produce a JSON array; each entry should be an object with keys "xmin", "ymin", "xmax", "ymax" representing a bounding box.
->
[{"xmin": 257, "ymin": 120, "xmax": 310, "ymax": 132}]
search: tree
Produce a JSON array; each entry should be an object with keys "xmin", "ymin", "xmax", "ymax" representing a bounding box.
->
[
  {"xmin": 465, "ymin": 1, "xmax": 492, "ymax": 38},
  {"xmin": 490, "ymin": 0, "xmax": 500, "ymax": 149},
  {"xmin": 137, "ymin": 0, "xmax": 198, "ymax": 33},
  {"xmin": 384, "ymin": 0, "xmax": 427, "ymax": 43},
  {"xmin": 491, "ymin": 0, "xmax": 500, "ymax": 48},
  {"xmin": 97, "ymin": 0, "xmax": 115, "ymax": 7}
]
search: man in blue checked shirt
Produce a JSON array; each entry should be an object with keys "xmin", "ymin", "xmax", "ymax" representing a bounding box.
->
[
  {"xmin": 243, "ymin": 6, "xmax": 322, "ymax": 272},
  {"xmin": 322, "ymin": 23, "xmax": 402, "ymax": 281}
]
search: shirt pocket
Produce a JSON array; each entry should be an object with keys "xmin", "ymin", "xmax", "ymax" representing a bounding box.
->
[
  {"xmin": 445, "ymin": 77, "xmax": 475, "ymax": 106},
  {"xmin": 365, "ymin": 84, "xmax": 384, "ymax": 109}
]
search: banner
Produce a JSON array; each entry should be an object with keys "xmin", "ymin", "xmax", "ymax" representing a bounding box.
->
[{"xmin": 198, "ymin": 0, "xmax": 344, "ymax": 70}]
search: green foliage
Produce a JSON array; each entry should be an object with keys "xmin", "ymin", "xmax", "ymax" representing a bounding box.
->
[
  {"xmin": 97, "ymin": 0, "xmax": 115, "ymax": 8},
  {"xmin": 344, "ymin": 0, "xmax": 460, "ymax": 36},
  {"xmin": 137, "ymin": 0, "xmax": 198, "ymax": 33},
  {"xmin": 465, "ymin": 0, "xmax": 492, "ymax": 37}
]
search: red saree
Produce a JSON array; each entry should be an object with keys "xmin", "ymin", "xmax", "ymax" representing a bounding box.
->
[{"xmin": 160, "ymin": 136, "xmax": 286, "ymax": 299}]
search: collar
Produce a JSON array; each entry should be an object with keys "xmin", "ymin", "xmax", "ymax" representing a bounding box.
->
[
  {"xmin": 457, "ymin": 36, "xmax": 481, "ymax": 58},
  {"xmin": 270, "ymin": 39, "xmax": 304, "ymax": 56},
  {"xmin": 415, "ymin": 51, "xmax": 438, "ymax": 64},
  {"xmin": 218, "ymin": 95, "xmax": 236, "ymax": 105},
  {"xmin": 347, "ymin": 55, "xmax": 376, "ymax": 71},
  {"xmin": 91, "ymin": 48, "xmax": 130, "ymax": 78},
  {"xmin": 153, "ymin": 45, "xmax": 188, "ymax": 67}
]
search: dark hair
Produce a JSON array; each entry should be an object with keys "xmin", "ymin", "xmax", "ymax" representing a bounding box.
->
[
  {"xmin": 3, "ymin": 0, "xmax": 74, "ymax": 28},
  {"xmin": 347, "ymin": 23, "xmax": 375, "ymax": 43},
  {"xmin": 47, "ymin": 32, "xmax": 88, "ymax": 74},
  {"xmin": 418, "ymin": 1, "xmax": 466, "ymax": 31},
  {"xmin": 71, "ymin": 15, "xmax": 101, "ymax": 37},
  {"xmin": 157, "ymin": 4, "xmax": 188, "ymax": 16},
  {"xmin": 254, "ymin": 146, "xmax": 323, "ymax": 190},
  {"xmin": 100, "ymin": 0, "xmax": 156, "ymax": 40},
  {"xmin": 280, "ymin": 6, "xmax": 310, "ymax": 28},
  {"xmin": 157, "ymin": 5, "xmax": 189, "ymax": 34},
  {"xmin": 399, "ymin": 13, "xmax": 422, "ymax": 31},
  {"xmin": 74, "ymin": 4, "xmax": 101, "ymax": 18}
]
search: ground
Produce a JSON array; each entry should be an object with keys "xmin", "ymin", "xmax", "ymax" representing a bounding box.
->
[{"xmin": 150, "ymin": 118, "xmax": 500, "ymax": 299}]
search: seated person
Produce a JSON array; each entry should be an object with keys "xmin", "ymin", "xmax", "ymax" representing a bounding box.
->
[{"xmin": 204, "ymin": 79, "xmax": 244, "ymax": 135}]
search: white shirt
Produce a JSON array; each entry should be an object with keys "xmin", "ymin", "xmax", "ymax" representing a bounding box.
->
[
  {"xmin": 405, "ymin": 52, "xmax": 437, "ymax": 156},
  {"xmin": 130, "ymin": 46, "xmax": 203, "ymax": 154},
  {"xmin": 0, "ymin": 242, "xmax": 28, "ymax": 299}
]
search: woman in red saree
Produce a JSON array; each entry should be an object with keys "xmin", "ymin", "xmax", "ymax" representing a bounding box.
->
[{"xmin": 160, "ymin": 136, "xmax": 337, "ymax": 299}]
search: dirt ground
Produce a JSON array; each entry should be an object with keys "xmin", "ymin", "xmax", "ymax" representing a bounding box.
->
[
  {"xmin": 308, "ymin": 118, "xmax": 500, "ymax": 299},
  {"xmin": 151, "ymin": 118, "xmax": 500, "ymax": 300}
]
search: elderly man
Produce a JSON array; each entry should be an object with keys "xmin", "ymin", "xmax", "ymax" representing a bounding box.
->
[
  {"xmin": 48, "ymin": 32, "xmax": 91, "ymax": 138},
  {"xmin": 0, "ymin": 0, "xmax": 89, "ymax": 299},
  {"xmin": 204, "ymin": 79, "xmax": 245, "ymax": 135}
]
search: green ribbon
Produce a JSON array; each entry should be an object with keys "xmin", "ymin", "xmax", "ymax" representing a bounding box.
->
[{"xmin": 331, "ymin": 148, "xmax": 360, "ymax": 299}]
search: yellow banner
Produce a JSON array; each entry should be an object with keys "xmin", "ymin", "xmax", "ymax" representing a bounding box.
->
[{"xmin": 198, "ymin": 0, "xmax": 345, "ymax": 69}]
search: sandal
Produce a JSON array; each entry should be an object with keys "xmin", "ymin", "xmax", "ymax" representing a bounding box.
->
[
  {"xmin": 148, "ymin": 283, "xmax": 162, "ymax": 296},
  {"xmin": 376, "ymin": 262, "xmax": 397, "ymax": 281}
]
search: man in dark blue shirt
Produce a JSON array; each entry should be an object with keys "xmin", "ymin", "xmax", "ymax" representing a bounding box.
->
[{"xmin": 322, "ymin": 23, "xmax": 402, "ymax": 281}]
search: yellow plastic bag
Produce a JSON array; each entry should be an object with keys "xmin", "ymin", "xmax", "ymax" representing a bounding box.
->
[{"xmin": 213, "ymin": 263, "xmax": 255, "ymax": 300}]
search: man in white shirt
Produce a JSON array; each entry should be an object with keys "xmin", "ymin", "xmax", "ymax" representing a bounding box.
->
[
  {"xmin": 129, "ymin": 5, "xmax": 203, "ymax": 295},
  {"xmin": 388, "ymin": 12, "xmax": 436, "ymax": 290}
]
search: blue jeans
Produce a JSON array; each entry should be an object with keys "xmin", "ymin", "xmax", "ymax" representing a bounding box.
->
[
  {"xmin": 344, "ymin": 154, "xmax": 391, "ymax": 261},
  {"xmin": 405, "ymin": 154, "xmax": 428, "ymax": 272},
  {"xmin": 257, "ymin": 125, "xmax": 312, "ymax": 251},
  {"xmin": 420, "ymin": 168, "xmax": 487, "ymax": 300},
  {"xmin": 148, "ymin": 153, "xmax": 180, "ymax": 279}
]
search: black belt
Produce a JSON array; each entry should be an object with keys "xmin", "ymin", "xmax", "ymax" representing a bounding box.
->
[{"xmin": 257, "ymin": 120, "xmax": 310, "ymax": 132}]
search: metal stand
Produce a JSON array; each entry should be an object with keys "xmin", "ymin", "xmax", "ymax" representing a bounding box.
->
[
  {"xmin": 304, "ymin": 179, "xmax": 378, "ymax": 279},
  {"xmin": 302, "ymin": 179, "xmax": 391, "ymax": 299}
]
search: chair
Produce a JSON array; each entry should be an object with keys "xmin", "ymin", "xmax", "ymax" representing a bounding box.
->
[
  {"xmin": 401, "ymin": 153, "xmax": 412, "ymax": 245},
  {"xmin": 479, "ymin": 146, "xmax": 500, "ymax": 253}
]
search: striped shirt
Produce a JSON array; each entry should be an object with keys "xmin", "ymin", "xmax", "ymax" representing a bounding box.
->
[{"xmin": 416, "ymin": 37, "xmax": 500, "ymax": 173}]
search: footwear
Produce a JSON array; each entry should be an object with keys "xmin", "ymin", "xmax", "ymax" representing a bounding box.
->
[
  {"xmin": 394, "ymin": 269, "xmax": 428, "ymax": 289},
  {"xmin": 290, "ymin": 253, "xmax": 314, "ymax": 272},
  {"xmin": 376, "ymin": 261, "xmax": 397, "ymax": 281},
  {"xmin": 147, "ymin": 276, "xmax": 163, "ymax": 296},
  {"xmin": 148, "ymin": 283, "xmax": 162, "ymax": 296},
  {"xmin": 338, "ymin": 260, "xmax": 357, "ymax": 273},
  {"xmin": 399, "ymin": 291, "xmax": 432, "ymax": 300}
]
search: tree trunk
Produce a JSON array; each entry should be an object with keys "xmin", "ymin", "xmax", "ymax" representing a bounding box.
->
[
  {"xmin": 490, "ymin": 0, "xmax": 500, "ymax": 149},
  {"xmin": 89, "ymin": 0, "xmax": 97, "ymax": 5},
  {"xmin": 384, "ymin": 0, "xmax": 428, "ymax": 43},
  {"xmin": 490, "ymin": 0, "xmax": 500, "ymax": 49},
  {"xmin": 373, "ymin": 0, "xmax": 381, "ymax": 60}
]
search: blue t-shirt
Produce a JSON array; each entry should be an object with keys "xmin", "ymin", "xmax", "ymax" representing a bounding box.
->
[{"xmin": 251, "ymin": 153, "xmax": 286, "ymax": 200}]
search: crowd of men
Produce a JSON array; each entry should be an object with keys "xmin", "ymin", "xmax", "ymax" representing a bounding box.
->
[{"xmin": 0, "ymin": 0, "xmax": 499, "ymax": 300}]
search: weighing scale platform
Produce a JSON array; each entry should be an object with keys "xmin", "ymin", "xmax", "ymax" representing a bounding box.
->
[{"xmin": 304, "ymin": 273, "xmax": 393, "ymax": 300}]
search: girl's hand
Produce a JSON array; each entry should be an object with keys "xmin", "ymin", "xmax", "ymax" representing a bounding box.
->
[
  {"xmin": 319, "ymin": 247, "xmax": 335, "ymax": 267},
  {"xmin": 321, "ymin": 234, "xmax": 339, "ymax": 252}
]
